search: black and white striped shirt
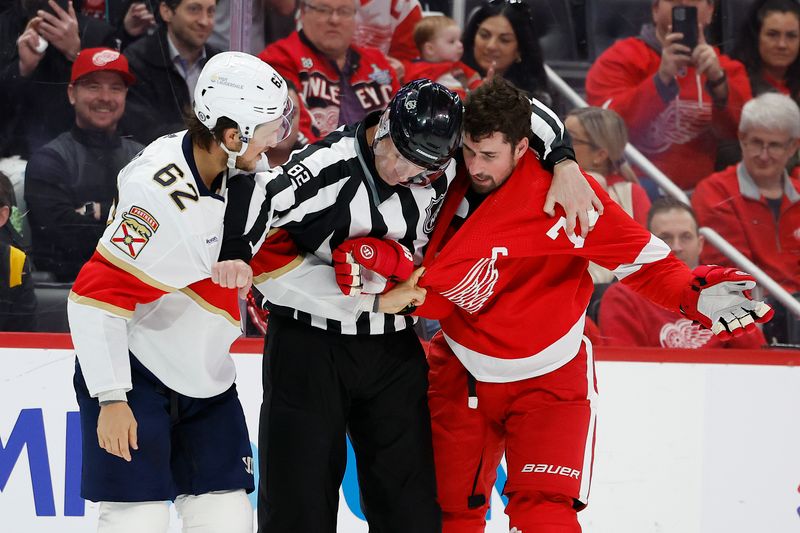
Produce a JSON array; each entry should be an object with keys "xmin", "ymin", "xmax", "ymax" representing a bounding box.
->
[{"xmin": 223, "ymin": 106, "xmax": 573, "ymax": 335}]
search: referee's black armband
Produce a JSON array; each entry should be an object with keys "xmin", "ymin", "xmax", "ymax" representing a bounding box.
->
[
  {"xmin": 217, "ymin": 237, "xmax": 253, "ymax": 263},
  {"xmin": 542, "ymin": 146, "xmax": 577, "ymax": 172}
]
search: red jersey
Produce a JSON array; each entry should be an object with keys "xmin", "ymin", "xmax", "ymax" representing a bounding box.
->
[
  {"xmin": 403, "ymin": 60, "xmax": 482, "ymax": 99},
  {"xmin": 599, "ymin": 281, "xmax": 765, "ymax": 348},
  {"xmin": 259, "ymin": 31, "xmax": 399, "ymax": 142},
  {"xmin": 692, "ymin": 163, "xmax": 800, "ymax": 293},
  {"xmin": 417, "ymin": 151, "xmax": 692, "ymax": 382},
  {"xmin": 352, "ymin": 0, "xmax": 422, "ymax": 61},
  {"xmin": 585, "ymin": 33, "xmax": 751, "ymax": 190}
]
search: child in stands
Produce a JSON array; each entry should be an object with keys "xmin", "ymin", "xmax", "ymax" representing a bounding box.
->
[{"xmin": 405, "ymin": 15, "xmax": 481, "ymax": 98}]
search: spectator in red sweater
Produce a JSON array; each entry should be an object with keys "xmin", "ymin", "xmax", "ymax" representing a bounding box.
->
[
  {"xmin": 600, "ymin": 197, "xmax": 766, "ymax": 348},
  {"xmin": 585, "ymin": 0, "xmax": 752, "ymax": 191},
  {"xmin": 692, "ymin": 92, "xmax": 800, "ymax": 293},
  {"xmin": 259, "ymin": 0, "xmax": 399, "ymax": 142}
]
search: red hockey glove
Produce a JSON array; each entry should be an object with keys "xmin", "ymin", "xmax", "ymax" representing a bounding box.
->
[
  {"xmin": 680, "ymin": 265, "xmax": 774, "ymax": 339},
  {"xmin": 332, "ymin": 238, "xmax": 414, "ymax": 296}
]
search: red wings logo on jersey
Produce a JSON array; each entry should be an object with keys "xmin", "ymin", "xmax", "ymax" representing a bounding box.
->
[
  {"xmin": 440, "ymin": 247, "xmax": 507, "ymax": 313},
  {"xmin": 110, "ymin": 206, "xmax": 159, "ymax": 259},
  {"xmin": 659, "ymin": 318, "xmax": 713, "ymax": 349}
]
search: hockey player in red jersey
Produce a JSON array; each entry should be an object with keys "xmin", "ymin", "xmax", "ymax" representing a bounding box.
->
[
  {"xmin": 336, "ymin": 78, "xmax": 773, "ymax": 533},
  {"xmin": 67, "ymin": 52, "xmax": 293, "ymax": 533}
]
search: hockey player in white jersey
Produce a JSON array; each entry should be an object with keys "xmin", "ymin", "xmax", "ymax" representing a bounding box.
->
[{"xmin": 67, "ymin": 51, "xmax": 292, "ymax": 533}]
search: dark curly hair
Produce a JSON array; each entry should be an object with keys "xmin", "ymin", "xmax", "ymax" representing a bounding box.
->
[
  {"xmin": 461, "ymin": 0, "xmax": 550, "ymax": 102},
  {"xmin": 731, "ymin": 0, "xmax": 800, "ymax": 101},
  {"xmin": 464, "ymin": 77, "xmax": 531, "ymax": 147}
]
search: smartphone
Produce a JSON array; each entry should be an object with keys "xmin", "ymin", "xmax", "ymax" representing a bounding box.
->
[{"xmin": 672, "ymin": 5, "xmax": 698, "ymax": 50}]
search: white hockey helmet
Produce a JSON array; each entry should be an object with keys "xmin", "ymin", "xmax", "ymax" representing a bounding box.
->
[{"xmin": 193, "ymin": 51, "xmax": 292, "ymax": 167}]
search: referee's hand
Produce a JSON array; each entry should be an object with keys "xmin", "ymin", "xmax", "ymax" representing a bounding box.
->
[
  {"xmin": 212, "ymin": 259, "xmax": 253, "ymax": 298},
  {"xmin": 544, "ymin": 159, "xmax": 604, "ymax": 238},
  {"xmin": 97, "ymin": 402, "xmax": 138, "ymax": 462}
]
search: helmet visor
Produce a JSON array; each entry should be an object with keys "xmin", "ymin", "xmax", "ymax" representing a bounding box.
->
[
  {"xmin": 398, "ymin": 166, "xmax": 446, "ymax": 188},
  {"xmin": 374, "ymin": 131, "xmax": 447, "ymax": 188},
  {"xmin": 274, "ymin": 97, "xmax": 295, "ymax": 144}
]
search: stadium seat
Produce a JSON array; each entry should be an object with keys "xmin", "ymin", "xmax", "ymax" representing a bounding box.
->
[
  {"xmin": 587, "ymin": 281, "xmax": 612, "ymax": 323},
  {"xmin": 34, "ymin": 282, "xmax": 72, "ymax": 333},
  {"xmin": 586, "ymin": 0, "xmax": 652, "ymax": 60},
  {"xmin": 719, "ymin": 0, "xmax": 759, "ymax": 54},
  {"xmin": 530, "ymin": 0, "xmax": 579, "ymax": 61}
]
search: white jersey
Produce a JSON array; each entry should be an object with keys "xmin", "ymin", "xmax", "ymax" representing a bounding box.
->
[{"xmin": 67, "ymin": 132, "xmax": 242, "ymax": 402}]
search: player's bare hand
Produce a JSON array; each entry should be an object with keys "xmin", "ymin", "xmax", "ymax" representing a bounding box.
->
[
  {"xmin": 37, "ymin": 0, "xmax": 80, "ymax": 61},
  {"xmin": 544, "ymin": 159, "xmax": 603, "ymax": 238},
  {"xmin": 16, "ymin": 19, "xmax": 45, "ymax": 77},
  {"xmin": 212, "ymin": 259, "xmax": 253, "ymax": 298},
  {"xmin": 377, "ymin": 267, "xmax": 426, "ymax": 314},
  {"xmin": 97, "ymin": 402, "xmax": 138, "ymax": 462},
  {"xmin": 123, "ymin": 2, "xmax": 156, "ymax": 37}
]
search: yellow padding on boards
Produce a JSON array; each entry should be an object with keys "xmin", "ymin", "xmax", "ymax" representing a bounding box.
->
[{"xmin": 8, "ymin": 246, "xmax": 25, "ymax": 288}]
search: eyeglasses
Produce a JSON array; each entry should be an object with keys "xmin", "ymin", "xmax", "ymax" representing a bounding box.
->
[
  {"xmin": 740, "ymin": 138, "xmax": 794, "ymax": 158},
  {"xmin": 570, "ymin": 137, "xmax": 598, "ymax": 149},
  {"xmin": 302, "ymin": 2, "xmax": 356, "ymax": 18}
]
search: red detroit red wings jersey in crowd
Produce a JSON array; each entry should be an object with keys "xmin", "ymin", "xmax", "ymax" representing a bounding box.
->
[
  {"xmin": 417, "ymin": 151, "xmax": 693, "ymax": 382},
  {"xmin": 259, "ymin": 31, "xmax": 399, "ymax": 143},
  {"xmin": 403, "ymin": 60, "xmax": 482, "ymax": 100},
  {"xmin": 586, "ymin": 36, "xmax": 751, "ymax": 190},
  {"xmin": 599, "ymin": 281, "xmax": 765, "ymax": 348}
]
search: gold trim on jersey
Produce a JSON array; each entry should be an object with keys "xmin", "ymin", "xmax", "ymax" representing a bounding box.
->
[
  {"xmin": 68, "ymin": 291, "xmax": 134, "ymax": 319},
  {"xmin": 96, "ymin": 243, "xmax": 178, "ymax": 293},
  {"xmin": 179, "ymin": 288, "xmax": 240, "ymax": 327},
  {"xmin": 253, "ymin": 254, "xmax": 304, "ymax": 284}
]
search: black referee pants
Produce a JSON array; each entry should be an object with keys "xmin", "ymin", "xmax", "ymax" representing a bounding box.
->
[{"xmin": 257, "ymin": 314, "xmax": 441, "ymax": 533}]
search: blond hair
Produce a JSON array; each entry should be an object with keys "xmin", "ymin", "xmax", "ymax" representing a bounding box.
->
[
  {"xmin": 413, "ymin": 15, "xmax": 459, "ymax": 53},
  {"xmin": 567, "ymin": 107, "xmax": 638, "ymax": 183}
]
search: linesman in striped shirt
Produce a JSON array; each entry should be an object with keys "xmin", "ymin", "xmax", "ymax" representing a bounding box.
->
[{"xmin": 212, "ymin": 78, "xmax": 598, "ymax": 532}]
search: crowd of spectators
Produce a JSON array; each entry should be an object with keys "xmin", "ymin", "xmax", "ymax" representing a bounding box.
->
[{"xmin": 0, "ymin": 0, "xmax": 799, "ymax": 345}]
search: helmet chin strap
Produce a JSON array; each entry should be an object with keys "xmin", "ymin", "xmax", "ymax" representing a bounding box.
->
[{"xmin": 219, "ymin": 132, "xmax": 249, "ymax": 170}]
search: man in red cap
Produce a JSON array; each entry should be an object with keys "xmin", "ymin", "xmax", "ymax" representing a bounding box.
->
[{"xmin": 25, "ymin": 47, "xmax": 143, "ymax": 281}]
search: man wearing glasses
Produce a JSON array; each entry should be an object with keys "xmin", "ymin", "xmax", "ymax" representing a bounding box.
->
[
  {"xmin": 692, "ymin": 92, "xmax": 800, "ymax": 294},
  {"xmin": 258, "ymin": 0, "xmax": 399, "ymax": 143}
]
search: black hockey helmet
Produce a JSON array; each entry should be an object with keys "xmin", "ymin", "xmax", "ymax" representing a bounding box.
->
[{"xmin": 384, "ymin": 79, "xmax": 463, "ymax": 173}]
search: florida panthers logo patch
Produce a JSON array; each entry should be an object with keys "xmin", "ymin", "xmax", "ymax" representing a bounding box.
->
[{"xmin": 110, "ymin": 206, "xmax": 159, "ymax": 259}]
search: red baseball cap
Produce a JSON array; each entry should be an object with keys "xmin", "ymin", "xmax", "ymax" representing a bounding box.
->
[{"xmin": 71, "ymin": 48, "xmax": 136, "ymax": 86}]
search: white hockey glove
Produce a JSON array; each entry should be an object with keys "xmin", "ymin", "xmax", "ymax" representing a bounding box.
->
[{"xmin": 680, "ymin": 265, "xmax": 773, "ymax": 339}]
